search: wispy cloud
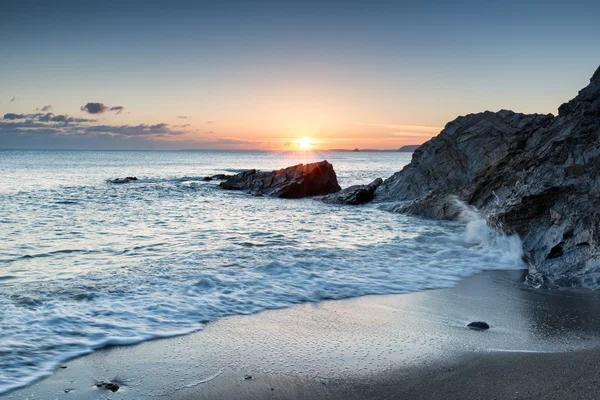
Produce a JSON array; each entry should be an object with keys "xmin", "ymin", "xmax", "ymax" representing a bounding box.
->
[
  {"xmin": 9, "ymin": 97, "xmax": 17, "ymax": 103},
  {"xmin": 34, "ymin": 105, "xmax": 53, "ymax": 111},
  {"xmin": 35, "ymin": 105, "xmax": 53, "ymax": 112},
  {"xmin": 177, "ymin": 116, "xmax": 189, "ymax": 119},
  {"xmin": 109, "ymin": 106, "xmax": 125, "ymax": 114},
  {"xmin": 0, "ymin": 112, "xmax": 186, "ymax": 141},
  {"xmin": 4, "ymin": 112, "xmax": 95, "ymax": 123}
]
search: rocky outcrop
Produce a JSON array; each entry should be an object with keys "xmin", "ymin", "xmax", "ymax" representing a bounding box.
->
[
  {"xmin": 398, "ymin": 145, "xmax": 420, "ymax": 152},
  {"xmin": 220, "ymin": 160, "xmax": 341, "ymax": 198},
  {"xmin": 376, "ymin": 65, "xmax": 600, "ymax": 289},
  {"xmin": 319, "ymin": 178, "xmax": 383, "ymax": 205},
  {"xmin": 202, "ymin": 174, "xmax": 233, "ymax": 181},
  {"xmin": 109, "ymin": 176, "xmax": 138, "ymax": 184}
]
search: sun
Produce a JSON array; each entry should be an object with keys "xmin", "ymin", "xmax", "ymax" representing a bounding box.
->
[{"xmin": 297, "ymin": 137, "xmax": 313, "ymax": 149}]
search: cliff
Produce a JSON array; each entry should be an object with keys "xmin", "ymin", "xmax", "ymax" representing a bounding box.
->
[{"xmin": 376, "ymin": 65, "xmax": 600, "ymax": 289}]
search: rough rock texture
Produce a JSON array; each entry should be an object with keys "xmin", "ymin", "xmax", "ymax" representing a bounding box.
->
[
  {"xmin": 220, "ymin": 160, "xmax": 341, "ymax": 198},
  {"xmin": 376, "ymin": 65, "xmax": 600, "ymax": 289},
  {"xmin": 202, "ymin": 174, "xmax": 233, "ymax": 181},
  {"xmin": 319, "ymin": 178, "xmax": 383, "ymax": 205}
]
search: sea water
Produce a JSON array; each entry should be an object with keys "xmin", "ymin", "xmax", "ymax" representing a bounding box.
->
[{"xmin": 0, "ymin": 149, "xmax": 524, "ymax": 393}]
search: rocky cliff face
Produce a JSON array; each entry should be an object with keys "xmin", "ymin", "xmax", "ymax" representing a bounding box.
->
[
  {"xmin": 220, "ymin": 160, "xmax": 341, "ymax": 198},
  {"xmin": 376, "ymin": 65, "xmax": 600, "ymax": 289}
]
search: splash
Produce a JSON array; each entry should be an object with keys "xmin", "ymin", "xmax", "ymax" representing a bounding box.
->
[{"xmin": 452, "ymin": 196, "xmax": 525, "ymax": 266}]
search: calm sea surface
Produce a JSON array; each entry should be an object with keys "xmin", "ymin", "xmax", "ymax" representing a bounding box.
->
[{"xmin": 0, "ymin": 150, "xmax": 524, "ymax": 393}]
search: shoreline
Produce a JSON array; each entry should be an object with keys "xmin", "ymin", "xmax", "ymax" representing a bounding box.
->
[{"xmin": 5, "ymin": 269, "xmax": 600, "ymax": 399}]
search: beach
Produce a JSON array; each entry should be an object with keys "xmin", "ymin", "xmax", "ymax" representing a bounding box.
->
[{"xmin": 6, "ymin": 269, "xmax": 600, "ymax": 399}]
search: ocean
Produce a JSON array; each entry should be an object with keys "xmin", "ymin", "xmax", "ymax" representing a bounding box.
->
[{"xmin": 0, "ymin": 149, "xmax": 525, "ymax": 393}]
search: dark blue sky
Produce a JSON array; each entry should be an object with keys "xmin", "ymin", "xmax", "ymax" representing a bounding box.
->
[{"xmin": 1, "ymin": 0, "xmax": 599, "ymax": 149}]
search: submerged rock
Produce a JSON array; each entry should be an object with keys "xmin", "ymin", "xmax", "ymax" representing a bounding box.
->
[
  {"xmin": 96, "ymin": 382, "xmax": 120, "ymax": 392},
  {"xmin": 220, "ymin": 161, "xmax": 341, "ymax": 198},
  {"xmin": 467, "ymin": 321, "xmax": 490, "ymax": 331},
  {"xmin": 375, "ymin": 65, "xmax": 600, "ymax": 289},
  {"xmin": 319, "ymin": 178, "xmax": 383, "ymax": 205},
  {"xmin": 110, "ymin": 176, "xmax": 138, "ymax": 184}
]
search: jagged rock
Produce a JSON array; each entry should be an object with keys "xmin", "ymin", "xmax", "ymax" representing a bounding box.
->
[
  {"xmin": 110, "ymin": 176, "xmax": 138, "ymax": 184},
  {"xmin": 319, "ymin": 178, "xmax": 383, "ymax": 205},
  {"xmin": 375, "ymin": 65, "xmax": 600, "ymax": 289},
  {"xmin": 220, "ymin": 161, "xmax": 341, "ymax": 198},
  {"xmin": 467, "ymin": 321, "xmax": 490, "ymax": 331},
  {"xmin": 203, "ymin": 174, "xmax": 233, "ymax": 181}
]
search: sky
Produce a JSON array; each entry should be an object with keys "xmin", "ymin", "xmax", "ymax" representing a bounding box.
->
[{"xmin": 1, "ymin": 0, "xmax": 599, "ymax": 150}]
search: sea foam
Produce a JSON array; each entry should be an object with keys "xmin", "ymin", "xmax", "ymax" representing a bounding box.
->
[{"xmin": 0, "ymin": 150, "xmax": 526, "ymax": 394}]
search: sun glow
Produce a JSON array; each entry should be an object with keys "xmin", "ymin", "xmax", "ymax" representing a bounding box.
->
[{"xmin": 297, "ymin": 137, "xmax": 314, "ymax": 149}]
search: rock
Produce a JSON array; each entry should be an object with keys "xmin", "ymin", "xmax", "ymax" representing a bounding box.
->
[
  {"xmin": 110, "ymin": 176, "xmax": 138, "ymax": 184},
  {"xmin": 203, "ymin": 174, "xmax": 233, "ymax": 182},
  {"xmin": 467, "ymin": 321, "xmax": 490, "ymax": 331},
  {"xmin": 97, "ymin": 382, "xmax": 120, "ymax": 392},
  {"xmin": 319, "ymin": 178, "xmax": 383, "ymax": 205},
  {"xmin": 220, "ymin": 161, "xmax": 341, "ymax": 198},
  {"xmin": 398, "ymin": 145, "xmax": 421, "ymax": 152},
  {"xmin": 105, "ymin": 383, "xmax": 119, "ymax": 392},
  {"xmin": 375, "ymin": 65, "xmax": 600, "ymax": 289}
]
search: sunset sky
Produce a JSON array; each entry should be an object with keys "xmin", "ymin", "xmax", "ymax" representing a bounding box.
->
[{"xmin": 1, "ymin": 0, "xmax": 599, "ymax": 150}]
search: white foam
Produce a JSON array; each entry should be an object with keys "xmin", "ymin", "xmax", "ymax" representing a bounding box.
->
[
  {"xmin": 0, "ymin": 151, "xmax": 527, "ymax": 394},
  {"xmin": 453, "ymin": 197, "xmax": 525, "ymax": 266}
]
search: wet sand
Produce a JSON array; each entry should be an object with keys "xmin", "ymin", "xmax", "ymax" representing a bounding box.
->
[{"xmin": 5, "ymin": 269, "xmax": 600, "ymax": 399}]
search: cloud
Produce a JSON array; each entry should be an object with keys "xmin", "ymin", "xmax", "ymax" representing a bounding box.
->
[
  {"xmin": 52, "ymin": 115, "xmax": 71, "ymax": 122},
  {"xmin": 0, "ymin": 120, "xmax": 49, "ymax": 129},
  {"xmin": 110, "ymin": 106, "xmax": 125, "ymax": 114},
  {"xmin": 80, "ymin": 103, "xmax": 125, "ymax": 114},
  {"xmin": 3, "ymin": 113, "xmax": 27, "ymax": 120},
  {"xmin": 0, "ymin": 117, "xmax": 264, "ymax": 150},
  {"xmin": 177, "ymin": 116, "xmax": 189, "ymax": 119},
  {"xmin": 84, "ymin": 122, "xmax": 186, "ymax": 137},
  {"xmin": 206, "ymin": 121, "xmax": 214, "ymax": 124},
  {"xmin": 9, "ymin": 97, "xmax": 17, "ymax": 102},
  {"xmin": 38, "ymin": 113, "xmax": 55, "ymax": 122},
  {"xmin": 0, "ymin": 111, "xmax": 194, "ymax": 151},
  {"xmin": 1, "ymin": 113, "xmax": 181, "ymax": 139},
  {"xmin": 81, "ymin": 102, "xmax": 109, "ymax": 114},
  {"xmin": 41, "ymin": 105, "xmax": 52, "ymax": 111},
  {"xmin": 5, "ymin": 112, "xmax": 94, "ymax": 124}
]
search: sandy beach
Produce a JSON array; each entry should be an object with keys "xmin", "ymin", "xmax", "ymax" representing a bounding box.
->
[{"xmin": 4, "ymin": 269, "xmax": 600, "ymax": 399}]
